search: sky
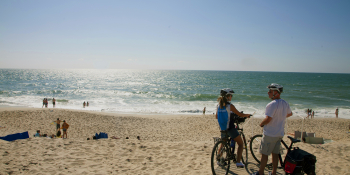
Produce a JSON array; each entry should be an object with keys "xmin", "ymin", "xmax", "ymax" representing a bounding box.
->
[{"xmin": 0, "ymin": 0, "xmax": 349, "ymax": 73}]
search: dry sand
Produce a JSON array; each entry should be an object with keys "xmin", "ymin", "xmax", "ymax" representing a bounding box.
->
[{"xmin": 0, "ymin": 108, "xmax": 349, "ymax": 175}]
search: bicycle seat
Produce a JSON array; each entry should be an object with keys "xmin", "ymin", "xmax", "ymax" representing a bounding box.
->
[{"xmin": 287, "ymin": 136, "xmax": 301, "ymax": 143}]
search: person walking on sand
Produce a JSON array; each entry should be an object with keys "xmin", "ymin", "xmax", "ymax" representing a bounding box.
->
[
  {"xmin": 52, "ymin": 98, "xmax": 56, "ymax": 108},
  {"xmin": 83, "ymin": 101, "xmax": 86, "ymax": 108},
  {"xmin": 216, "ymin": 88, "xmax": 251, "ymax": 168},
  {"xmin": 203, "ymin": 107, "xmax": 206, "ymax": 115},
  {"xmin": 61, "ymin": 120, "xmax": 69, "ymax": 138},
  {"xmin": 335, "ymin": 108, "xmax": 339, "ymax": 118},
  {"xmin": 251, "ymin": 84, "xmax": 293, "ymax": 175},
  {"xmin": 87, "ymin": 101, "xmax": 89, "ymax": 107}
]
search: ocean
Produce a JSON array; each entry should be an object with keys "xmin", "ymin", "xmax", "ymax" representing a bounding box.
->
[{"xmin": 0, "ymin": 69, "xmax": 349, "ymax": 119}]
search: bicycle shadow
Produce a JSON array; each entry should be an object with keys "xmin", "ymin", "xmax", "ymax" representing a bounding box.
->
[
  {"xmin": 212, "ymin": 164, "xmax": 245, "ymax": 175},
  {"xmin": 245, "ymin": 162, "xmax": 285, "ymax": 175}
]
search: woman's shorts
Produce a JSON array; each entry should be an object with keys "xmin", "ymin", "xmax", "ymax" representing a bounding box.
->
[
  {"xmin": 221, "ymin": 128, "xmax": 239, "ymax": 139},
  {"xmin": 259, "ymin": 135, "xmax": 282, "ymax": 155}
]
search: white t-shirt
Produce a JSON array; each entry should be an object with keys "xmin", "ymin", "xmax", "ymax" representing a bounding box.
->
[{"xmin": 263, "ymin": 99, "xmax": 292, "ymax": 137}]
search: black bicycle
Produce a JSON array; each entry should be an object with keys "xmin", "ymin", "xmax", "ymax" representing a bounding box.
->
[
  {"xmin": 211, "ymin": 114, "xmax": 248, "ymax": 175},
  {"xmin": 250, "ymin": 135, "xmax": 316, "ymax": 175}
]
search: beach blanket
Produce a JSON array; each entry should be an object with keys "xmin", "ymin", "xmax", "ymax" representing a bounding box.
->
[{"xmin": 0, "ymin": 131, "xmax": 29, "ymax": 142}]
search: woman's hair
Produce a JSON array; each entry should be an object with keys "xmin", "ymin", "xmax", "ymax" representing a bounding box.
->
[
  {"xmin": 56, "ymin": 130, "xmax": 61, "ymax": 137},
  {"xmin": 217, "ymin": 94, "xmax": 230, "ymax": 108}
]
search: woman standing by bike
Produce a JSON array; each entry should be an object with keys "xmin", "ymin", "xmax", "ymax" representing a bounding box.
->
[{"xmin": 216, "ymin": 88, "xmax": 251, "ymax": 168}]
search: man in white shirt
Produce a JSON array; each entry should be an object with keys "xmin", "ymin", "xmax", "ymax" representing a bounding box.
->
[{"xmin": 251, "ymin": 83, "xmax": 293, "ymax": 175}]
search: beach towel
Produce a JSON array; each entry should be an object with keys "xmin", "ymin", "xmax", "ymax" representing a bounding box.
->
[
  {"xmin": 95, "ymin": 132, "xmax": 108, "ymax": 139},
  {"xmin": 0, "ymin": 131, "xmax": 29, "ymax": 141}
]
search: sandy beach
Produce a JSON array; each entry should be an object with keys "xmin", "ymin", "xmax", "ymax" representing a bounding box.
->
[{"xmin": 1, "ymin": 108, "xmax": 350, "ymax": 175}]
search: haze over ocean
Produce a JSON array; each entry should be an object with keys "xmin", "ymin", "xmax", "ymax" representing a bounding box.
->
[{"xmin": 0, "ymin": 69, "xmax": 349, "ymax": 118}]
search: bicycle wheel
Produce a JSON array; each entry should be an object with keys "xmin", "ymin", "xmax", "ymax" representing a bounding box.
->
[
  {"xmin": 249, "ymin": 135, "xmax": 272, "ymax": 166},
  {"xmin": 211, "ymin": 140, "xmax": 231, "ymax": 175},
  {"xmin": 240, "ymin": 132, "xmax": 248, "ymax": 165}
]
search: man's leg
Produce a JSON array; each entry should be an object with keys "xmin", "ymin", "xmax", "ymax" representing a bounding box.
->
[
  {"xmin": 258, "ymin": 154, "xmax": 269, "ymax": 175},
  {"xmin": 271, "ymin": 153, "xmax": 279, "ymax": 175}
]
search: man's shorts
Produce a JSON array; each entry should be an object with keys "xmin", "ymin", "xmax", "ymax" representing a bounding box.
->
[
  {"xmin": 63, "ymin": 128, "xmax": 67, "ymax": 132},
  {"xmin": 259, "ymin": 135, "xmax": 282, "ymax": 155},
  {"xmin": 221, "ymin": 127, "xmax": 239, "ymax": 139}
]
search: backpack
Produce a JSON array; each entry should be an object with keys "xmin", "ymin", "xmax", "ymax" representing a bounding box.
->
[
  {"xmin": 229, "ymin": 111, "xmax": 246, "ymax": 129},
  {"xmin": 284, "ymin": 147, "xmax": 316, "ymax": 175}
]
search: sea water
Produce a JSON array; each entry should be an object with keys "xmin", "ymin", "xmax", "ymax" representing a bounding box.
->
[{"xmin": 0, "ymin": 69, "xmax": 349, "ymax": 119}]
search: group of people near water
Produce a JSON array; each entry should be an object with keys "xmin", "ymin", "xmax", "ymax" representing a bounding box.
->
[
  {"xmin": 216, "ymin": 83, "xmax": 292, "ymax": 175},
  {"xmin": 42, "ymin": 98, "xmax": 56, "ymax": 108},
  {"xmin": 307, "ymin": 108, "xmax": 340, "ymax": 119},
  {"xmin": 83, "ymin": 101, "xmax": 89, "ymax": 108},
  {"xmin": 307, "ymin": 108, "xmax": 314, "ymax": 118}
]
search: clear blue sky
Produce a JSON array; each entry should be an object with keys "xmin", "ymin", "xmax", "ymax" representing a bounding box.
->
[{"xmin": 1, "ymin": 0, "xmax": 349, "ymax": 73}]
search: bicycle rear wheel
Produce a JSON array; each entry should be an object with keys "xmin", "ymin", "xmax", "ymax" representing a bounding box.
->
[
  {"xmin": 240, "ymin": 132, "xmax": 248, "ymax": 165},
  {"xmin": 211, "ymin": 140, "xmax": 231, "ymax": 175},
  {"xmin": 249, "ymin": 135, "xmax": 273, "ymax": 166}
]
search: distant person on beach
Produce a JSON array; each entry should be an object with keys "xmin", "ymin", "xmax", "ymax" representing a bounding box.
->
[
  {"xmin": 87, "ymin": 102, "xmax": 89, "ymax": 107},
  {"xmin": 42, "ymin": 98, "xmax": 45, "ymax": 108},
  {"xmin": 203, "ymin": 107, "xmax": 206, "ymax": 115},
  {"xmin": 45, "ymin": 98, "xmax": 48, "ymax": 108},
  {"xmin": 335, "ymin": 108, "xmax": 339, "ymax": 118},
  {"xmin": 312, "ymin": 111, "xmax": 315, "ymax": 118},
  {"xmin": 83, "ymin": 101, "xmax": 86, "ymax": 108},
  {"xmin": 34, "ymin": 130, "xmax": 41, "ymax": 137},
  {"xmin": 307, "ymin": 108, "xmax": 310, "ymax": 118},
  {"xmin": 216, "ymin": 88, "xmax": 251, "ymax": 168},
  {"xmin": 52, "ymin": 98, "xmax": 56, "ymax": 107},
  {"xmin": 55, "ymin": 118, "xmax": 62, "ymax": 130},
  {"xmin": 251, "ymin": 84, "xmax": 292, "ymax": 175},
  {"xmin": 61, "ymin": 120, "xmax": 69, "ymax": 138}
]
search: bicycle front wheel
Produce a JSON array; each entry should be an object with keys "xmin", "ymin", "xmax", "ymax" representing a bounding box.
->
[
  {"xmin": 240, "ymin": 132, "xmax": 248, "ymax": 165},
  {"xmin": 211, "ymin": 140, "xmax": 231, "ymax": 175},
  {"xmin": 249, "ymin": 134, "xmax": 273, "ymax": 166}
]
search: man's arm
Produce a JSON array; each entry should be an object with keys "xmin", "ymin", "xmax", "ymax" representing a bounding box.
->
[
  {"xmin": 286, "ymin": 112, "xmax": 293, "ymax": 118},
  {"xmin": 260, "ymin": 116, "xmax": 272, "ymax": 127}
]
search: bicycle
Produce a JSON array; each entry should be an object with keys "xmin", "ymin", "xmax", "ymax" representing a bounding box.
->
[
  {"xmin": 250, "ymin": 134, "xmax": 316, "ymax": 174},
  {"xmin": 211, "ymin": 114, "xmax": 249, "ymax": 175}
]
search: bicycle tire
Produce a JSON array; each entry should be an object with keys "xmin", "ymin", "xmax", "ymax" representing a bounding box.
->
[
  {"xmin": 240, "ymin": 132, "xmax": 248, "ymax": 165},
  {"xmin": 249, "ymin": 134, "xmax": 273, "ymax": 166},
  {"xmin": 211, "ymin": 140, "xmax": 231, "ymax": 175}
]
